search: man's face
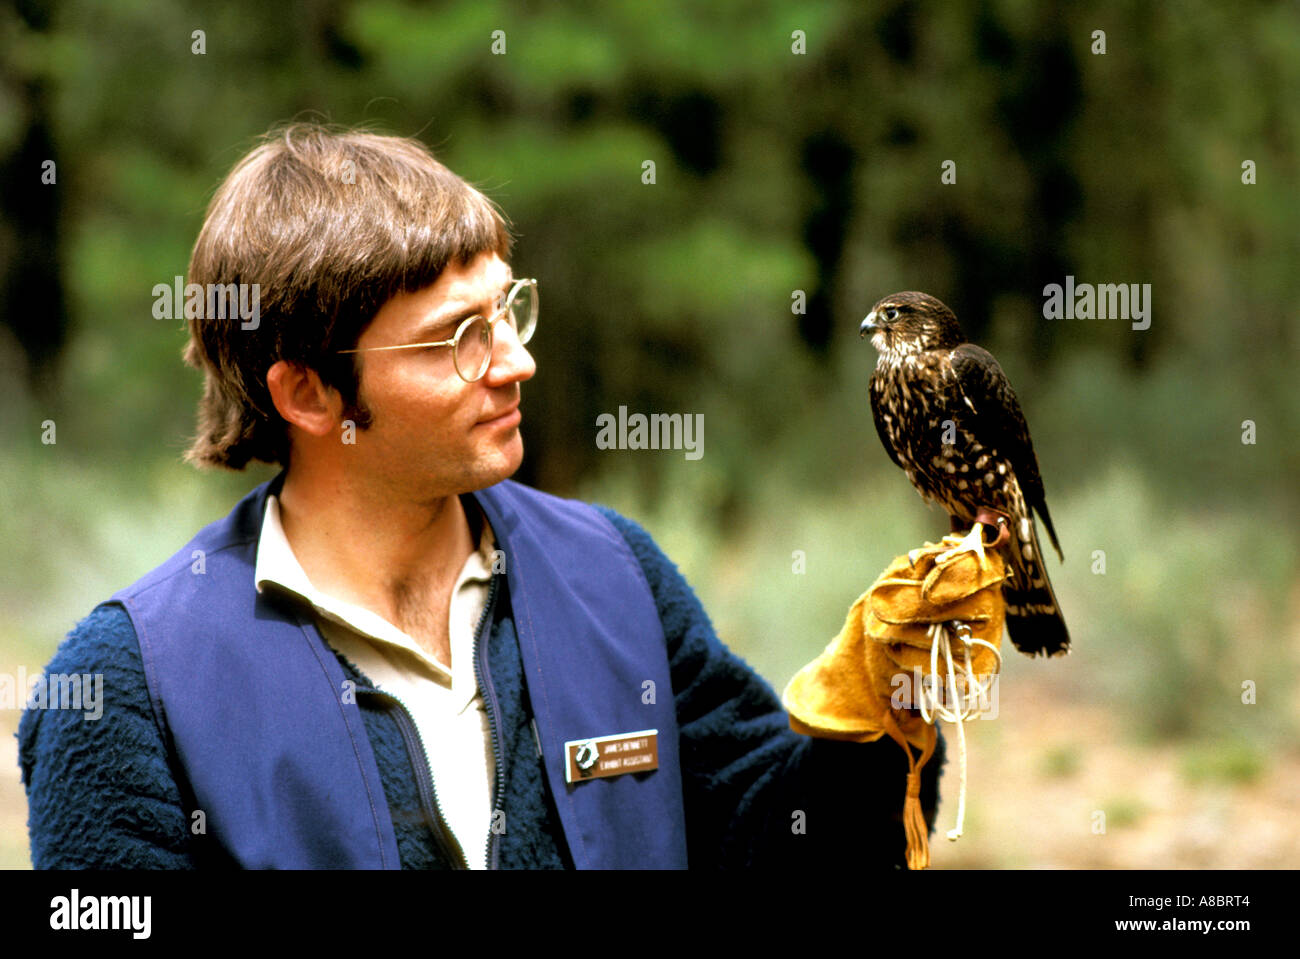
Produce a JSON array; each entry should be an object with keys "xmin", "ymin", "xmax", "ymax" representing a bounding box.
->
[{"xmin": 345, "ymin": 251, "xmax": 536, "ymax": 502}]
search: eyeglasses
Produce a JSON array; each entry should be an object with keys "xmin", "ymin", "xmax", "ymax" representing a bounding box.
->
[{"xmin": 338, "ymin": 277, "xmax": 537, "ymax": 382}]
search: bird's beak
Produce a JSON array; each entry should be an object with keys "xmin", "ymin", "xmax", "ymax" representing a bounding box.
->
[{"xmin": 859, "ymin": 312, "xmax": 878, "ymax": 338}]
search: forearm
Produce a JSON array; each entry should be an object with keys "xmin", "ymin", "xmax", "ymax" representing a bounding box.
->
[{"xmin": 595, "ymin": 506, "xmax": 944, "ymax": 868}]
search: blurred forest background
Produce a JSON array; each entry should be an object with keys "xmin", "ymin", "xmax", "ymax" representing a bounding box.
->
[{"xmin": 1, "ymin": 0, "xmax": 1297, "ymax": 869}]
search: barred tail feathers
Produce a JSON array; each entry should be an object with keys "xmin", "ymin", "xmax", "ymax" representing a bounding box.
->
[{"xmin": 1002, "ymin": 510, "xmax": 1070, "ymax": 657}]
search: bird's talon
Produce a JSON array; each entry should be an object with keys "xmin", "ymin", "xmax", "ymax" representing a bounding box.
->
[{"xmin": 936, "ymin": 522, "xmax": 988, "ymax": 569}]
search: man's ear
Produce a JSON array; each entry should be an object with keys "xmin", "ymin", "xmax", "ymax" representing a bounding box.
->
[{"xmin": 266, "ymin": 360, "xmax": 341, "ymax": 438}]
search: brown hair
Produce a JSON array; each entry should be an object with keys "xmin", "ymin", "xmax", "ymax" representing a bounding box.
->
[{"xmin": 182, "ymin": 122, "xmax": 512, "ymax": 469}]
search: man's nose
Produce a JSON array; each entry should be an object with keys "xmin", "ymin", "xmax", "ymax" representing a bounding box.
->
[{"xmin": 484, "ymin": 320, "xmax": 536, "ymax": 385}]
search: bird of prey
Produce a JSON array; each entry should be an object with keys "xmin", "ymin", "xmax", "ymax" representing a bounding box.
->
[{"xmin": 860, "ymin": 291, "xmax": 1069, "ymax": 657}]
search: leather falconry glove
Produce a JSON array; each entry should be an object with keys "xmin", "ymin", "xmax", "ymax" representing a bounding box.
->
[{"xmin": 782, "ymin": 525, "xmax": 1008, "ymax": 869}]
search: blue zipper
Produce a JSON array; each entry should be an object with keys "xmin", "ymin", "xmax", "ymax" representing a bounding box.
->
[
  {"xmin": 472, "ymin": 573, "xmax": 504, "ymax": 870},
  {"xmin": 354, "ymin": 571, "xmax": 503, "ymax": 870},
  {"xmin": 357, "ymin": 684, "xmax": 468, "ymax": 869}
]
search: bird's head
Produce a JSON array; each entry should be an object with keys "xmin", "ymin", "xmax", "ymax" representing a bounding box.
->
[{"xmin": 860, "ymin": 291, "xmax": 964, "ymax": 358}]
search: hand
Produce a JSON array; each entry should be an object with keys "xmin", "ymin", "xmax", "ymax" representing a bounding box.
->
[
  {"xmin": 781, "ymin": 526, "xmax": 1009, "ymax": 869},
  {"xmin": 782, "ymin": 527, "xmax": 1007, "ymax": 743}
]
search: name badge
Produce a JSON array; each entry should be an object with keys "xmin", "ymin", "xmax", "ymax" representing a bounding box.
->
[{"xmin": 563, "ymin": 729, "xmax": 659, "ymax": 783}]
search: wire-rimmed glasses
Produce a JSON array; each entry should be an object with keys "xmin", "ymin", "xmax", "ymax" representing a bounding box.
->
[{"xmin": 338, "ymin": 277, "xmax": 537, "ymax": 382}]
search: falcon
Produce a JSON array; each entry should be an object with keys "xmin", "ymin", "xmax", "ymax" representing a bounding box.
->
[{"xmin": 860, "ymin": 291, "xmax": 1069, "ymax": 657}]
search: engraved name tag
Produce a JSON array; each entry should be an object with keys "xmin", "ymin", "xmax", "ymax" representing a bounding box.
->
[{"xmin": 563, "ymin": 729, "xmax": 660, "ymax": 783}]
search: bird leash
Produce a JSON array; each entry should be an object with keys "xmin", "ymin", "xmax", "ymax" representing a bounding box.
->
[
  {"xmin": 919, "ymin": 620, "xmax": 1002, "ymax": 843},
  {"xmin": 782, "ymin": 515, "xmax": 1010, "ymax": 869}
]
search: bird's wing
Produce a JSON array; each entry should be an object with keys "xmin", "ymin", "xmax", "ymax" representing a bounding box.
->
[
  {"xmin": 868, "ymin": 375, "xmax": 904, "ymax": 470},
  {"xmin": 949, "ymin": 344, "xmax": 1062, "ymax": 561}
]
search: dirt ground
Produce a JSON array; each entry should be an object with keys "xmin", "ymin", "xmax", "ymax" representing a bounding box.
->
[{"xmin": 928, "ymin": 676, "xmax": 1299, "ymax": 869}]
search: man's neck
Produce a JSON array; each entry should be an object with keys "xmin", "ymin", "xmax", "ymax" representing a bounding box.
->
[{"xmin": 274, "ymin": 464, "xmax": 475, "ymax": 662}]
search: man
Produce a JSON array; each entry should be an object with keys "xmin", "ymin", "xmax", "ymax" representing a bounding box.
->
[{"xmin": 19, "ymin": 124, "xmax": 945, "ymax": 869}]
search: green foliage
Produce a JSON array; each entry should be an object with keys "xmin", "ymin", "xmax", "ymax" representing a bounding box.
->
[
  {"xmin": 1039, "ymin": 744, "xmax": 1082, "ymax": 779},
  {"xmin": 1103, "ymin": 796, "xmax": 1148, "ymax": 829},
  {"xmin": 1179, "ymin": 740, "xmax": 1267, "ymax": 786},
  {"xmin": 1, "ymin": 0, "xmax": 1296, "ymax": 761}
]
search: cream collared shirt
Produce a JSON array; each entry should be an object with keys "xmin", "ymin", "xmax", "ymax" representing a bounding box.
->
[{"xmin": 254, "ymin": 493, "xmax": 497, "ymax": 869}]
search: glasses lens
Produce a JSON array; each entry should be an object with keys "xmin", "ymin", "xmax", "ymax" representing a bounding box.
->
[
  {"xmin": 509, "ymin": 281, "xmax": 537, "ymax": 344},
  {"xmin": 454, "ymin": 315, "xmax": 493, "ymax": 381}
]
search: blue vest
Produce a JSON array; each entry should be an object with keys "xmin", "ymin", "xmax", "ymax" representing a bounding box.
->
[{"xmin": 108, "ymin": 477, "xmax": 688, "ymax": 869}]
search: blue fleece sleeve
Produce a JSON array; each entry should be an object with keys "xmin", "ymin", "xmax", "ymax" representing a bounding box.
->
[
  {"xmin": 17, "ymin": 604, "xmax": 198, "ymax": 869},
  {"xmin": 595, "ymin": 506, "xmax": 945, "ymax": 869}
]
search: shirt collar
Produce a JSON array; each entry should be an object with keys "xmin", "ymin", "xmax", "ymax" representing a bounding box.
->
[{"xmin": 254, "ymin": 493, "xmax": 496, "ymax": 668}]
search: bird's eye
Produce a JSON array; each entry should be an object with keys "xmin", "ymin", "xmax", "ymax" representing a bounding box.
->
[{"xmin": 886, "ymin": 308, "xmax": 899, "ymax": 321}]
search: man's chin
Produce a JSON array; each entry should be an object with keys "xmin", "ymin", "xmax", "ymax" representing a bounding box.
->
[{"xmin": 464, "ymin": 439, "xmax": 525, "ymax": 492}]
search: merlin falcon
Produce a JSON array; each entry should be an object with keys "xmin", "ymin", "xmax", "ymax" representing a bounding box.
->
[{"xmin": 860, "ymin": 291, "xmax": 1069, "ymax": 657}]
